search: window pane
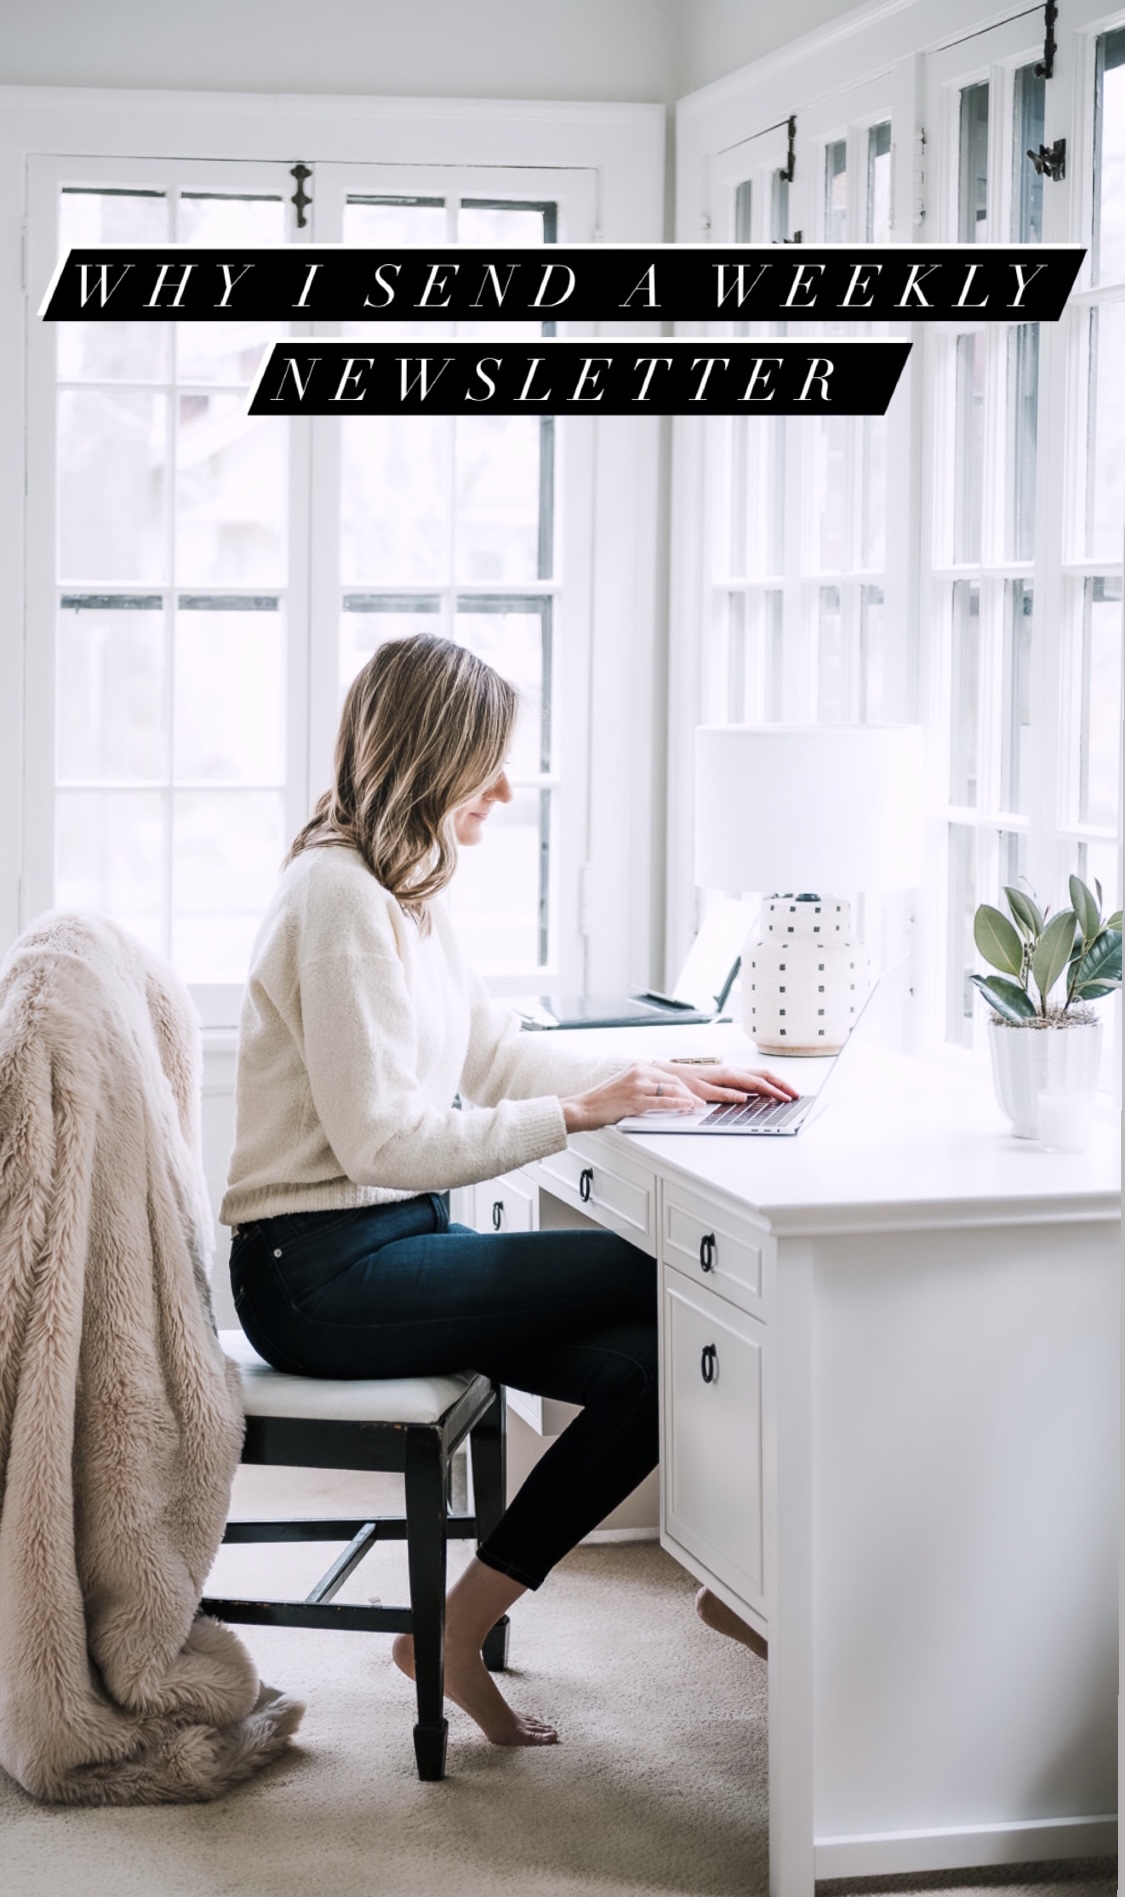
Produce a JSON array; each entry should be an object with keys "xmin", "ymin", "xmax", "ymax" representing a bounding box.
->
[
  {"xmin": 57, "ymin": 597, "xmax": 165, "ymax": 783},
  {"xmin": 866, "ymin": 121, "xmax": 892, "ymax": 243},
  {"xmin": 1000, "ymin": 580, "xmax": 1033, "ymax": 814},
  {"xmin": 1078, "ymin": 577, "xmax": 1123, "ymax": 828},
  {"xmin": 454, "ymin": 601, "xmax": 549, "ymax": 779},
  {"xmin": 58, "ymin": 389, "xmax": 168, "ymax": 583},
  {"xmin": 1093, "ymin": 28, "xmax": 1125, "ymax": 287},
  {"xmin": 1085, "ymin": 301, "xmax": 1125, "ymax": 560},
  {"xmin": 343, "ymin": 196, "xmax": 448, "ymax": 247},
  {"xmin": 817, "ymin": 585, "xmax": 846, "ymax": 719},
  {"xmin": 730, "ymin": 416, "xmax": 784, "ymax": 577},
  {"xmin": 859, "ymin": 584, "xmax": 886, "ymax": 722},
  {"xmin": 341, "ymin": 415, "xmax": 449, "ymax": 584},
  {"xmin": 958, "ymin": 83, "xmax": 990, "ymax": 243},
  {"xmin": 454, "ymin": 415, "xmax": 542, "ymax": 585},
  {"xmin": 175, "ymin": 395, "xmax": 287, "ymax": 586},
  {"xmin": 824, "ymin": 140, "xmax": 847, "ymax": 241},
  {"xmin": 57, "ymin": 189, "xmax": 170, "ymax": 384},
  {"xmin": 446, "ymin": 788, "xmax": 544, "ymax": 970},
  {"xmin": 771, "ymin": 170, "xmax": 790, "ymax": 243},
  {"xmin": 860, "ymin": 414, "xmax": 886, "ymax": 569},
  {"xmin": 177, "ymin": 320, "xmax": 287, "ymax": 388},
  {"xmin": 339, "ymin": 596, "xmax": 441, "ymax": 698},
  {"xmin": 734, "ymin": 181, "xmax": 753, "ymax": 243},
  {"xmin": 954, "ymin": 332, "xmax": 985, "ymax": 564},
  {"xmin": 724, "ymin": 592, "xmax": 749, "ymax": 722},
  {"xmin": 766, "ymin": 589, "xmax": 784, "ymax": 720},
  {"xmin": 171, "ymin": 790, "xmax": 287, "ymax": 981},
  {"xmin": 815, "ymin": 414, "xmax": 848, "ymax": 570},
  {"xmin": 175, "ymin": 192, "xmax": 285, "ymax": 246},
  {"xmin": 56, "ymin": 789, "xmax": 164, "ymax": 950},
  {"xmin": 174, "ymin": 600, "xmax": 285, "ymax": 784},
  {"xmin": 1006, "ymin": 323, "xmax": 1038, "ymax": 562},
  {"xmin": 459, "ymin": 202, "xmax": 552, "ymax": 246},
  {"xmin": 1011, "ymin": 63, "xmax": 1045, "ymax": 244},
  {"xmin": 950, "ymin": 580, "xmax": 980, "ymax": 806},
  {"xmin": 946, "ymin": 821, "xmax": 976, "ymax": 1047}
]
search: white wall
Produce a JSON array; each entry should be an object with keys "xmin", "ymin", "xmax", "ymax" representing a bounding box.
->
[
  {"xmin": 0, "ymin": 0, "xmax": 681, "ymax": 101},
  {"xmin": 677, "ymin": 0, "xmax": 883, "ymax": 95},
  {"xmin": 0, "ymin": 0, "xmax": 880, "ymax": 106}
]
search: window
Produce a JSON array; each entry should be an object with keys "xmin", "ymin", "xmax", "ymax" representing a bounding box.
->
[
  {"xmin": 675, "ymin": 2, "xmax": 1123, "ymax": 1058},
  {"xmin": 26, "ymin": 150, "xmax": 603, "ymax": 1018}
]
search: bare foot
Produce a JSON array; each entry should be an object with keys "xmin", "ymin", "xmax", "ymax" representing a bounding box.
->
[
  {"xmin": 695, "ymin": 1586, "xmax": 768, "ymax": 1660},
  {"xmin": 392, "ymin": 1627, "xmax": 558, "ymax": 1747}
]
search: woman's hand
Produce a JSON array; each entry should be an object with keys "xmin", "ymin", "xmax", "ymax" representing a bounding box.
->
[
  {"xmin": 559, "ymin": 1059, "xmax": 800, "ymax": 1132},
  {"xmin": 651, "ymin": 1059, "xmax": 800, "ymax": 1108},
  {"xmin": 560, "ymin": 1064, "xmax": 701, "ymax": 1133}
]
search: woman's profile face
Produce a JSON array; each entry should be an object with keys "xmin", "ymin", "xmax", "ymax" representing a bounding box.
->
[{"xmin": 452, "ymin": 767, "xmax": 512, "ymax": 846}]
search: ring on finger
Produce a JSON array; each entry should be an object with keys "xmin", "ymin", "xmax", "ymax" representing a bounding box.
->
[{"xmin": 656, "ymin": 1083, "xmax": 663, "ymax": 1098}]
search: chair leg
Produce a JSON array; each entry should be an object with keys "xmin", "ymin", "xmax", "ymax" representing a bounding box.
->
[
  {"xmin": 405, "ymin": 1429, "xmax": 449, "ymax": 1780},
  {"xmin": 470, "ymin": 1386, "xmax": 510, "ymax": 1673}
]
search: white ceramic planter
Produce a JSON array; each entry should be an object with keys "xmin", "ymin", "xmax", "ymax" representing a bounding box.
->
[{"xmin": 985, "ymin": 1016, "xmax": 1103, "ymax": 1145}]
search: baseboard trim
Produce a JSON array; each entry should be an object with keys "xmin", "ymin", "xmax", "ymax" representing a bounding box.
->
[
  {"xmin": 582, "ymin": 1526, "xmax": 659, "ymax": 1545},
  {"xmin": 813, "ymin": 1813, "xmax": 1118, "ymax": 1879}
]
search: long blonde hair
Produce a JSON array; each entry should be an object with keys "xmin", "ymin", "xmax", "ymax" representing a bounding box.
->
[{"xmin": 287, "ymin": 633, "xmax": 517, "ymax": 923}]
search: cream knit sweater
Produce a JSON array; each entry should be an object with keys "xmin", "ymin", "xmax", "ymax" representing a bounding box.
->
[{"xmin": 220, "ymin": 844, "xmax": 622, "ymax": 1224}]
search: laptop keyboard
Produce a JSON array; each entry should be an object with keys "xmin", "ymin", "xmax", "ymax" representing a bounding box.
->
[{"xmin": 699, "ymin": 1095, "xmax": 807, "ymax": 1130}]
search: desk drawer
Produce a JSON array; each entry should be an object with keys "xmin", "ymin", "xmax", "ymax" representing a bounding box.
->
[
  {"xmin": 470, "ymin": 1169, "xmax": 538, "ymax": 1237},
  {"xmin": 661, "ymin": 1179, "xmax": 767, "ymax": 1319},
  {"xmin": 534, "ymin": 1136, "xmax": 656, "ymax": 1255},
  {"xmin": 661, "ymin": 1267, "xmax": 766, "ymax": 1615}
]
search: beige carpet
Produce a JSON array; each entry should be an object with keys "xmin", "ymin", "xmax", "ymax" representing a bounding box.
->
[{"xmin": 0, "ymin": 1467, "xmax": 1115, "ymax": 1897}]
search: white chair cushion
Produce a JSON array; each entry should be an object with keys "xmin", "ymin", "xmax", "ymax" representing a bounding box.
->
[{"xmin": 220, "ymin": 1328, "xmax": 476, "ymax": 1426}]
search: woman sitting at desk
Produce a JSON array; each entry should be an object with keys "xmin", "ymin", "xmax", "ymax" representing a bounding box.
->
[{"xmin": 221, "ymin": 632, "xmax": 792, "ymax": 1747}]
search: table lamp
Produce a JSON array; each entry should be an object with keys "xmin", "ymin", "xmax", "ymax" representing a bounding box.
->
[{"xmin": 694, "ymin": 724, "xmax": 923, "ymax": 1054}]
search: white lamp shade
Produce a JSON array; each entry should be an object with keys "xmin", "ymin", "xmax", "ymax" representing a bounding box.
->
[{"xmin": 694, "ymin": 724, "xmax": 923, "ymax": 892}]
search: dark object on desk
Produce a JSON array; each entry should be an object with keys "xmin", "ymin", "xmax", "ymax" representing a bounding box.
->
[{"xmin": 516, "ymin": 960, "xmax": 740, "ymax": 1031}]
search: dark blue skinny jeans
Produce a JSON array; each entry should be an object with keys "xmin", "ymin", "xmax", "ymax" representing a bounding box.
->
[{"xmin": 229, "ymin": 1193, "xmax": 659, "ymax": 1591}]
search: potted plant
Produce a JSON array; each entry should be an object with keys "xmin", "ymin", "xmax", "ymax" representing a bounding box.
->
[{"xmin": 971, "ymin": 875, "xmax": 1122, "ymax": 1144}]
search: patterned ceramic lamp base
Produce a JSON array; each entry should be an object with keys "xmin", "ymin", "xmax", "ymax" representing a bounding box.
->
[{"xmin": 743, "ymin": 893, "xmax": 871, "ymax": 1055}]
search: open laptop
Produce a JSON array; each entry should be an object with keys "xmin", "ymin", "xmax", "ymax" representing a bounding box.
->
[
  {"xmin": 514, "ymin": 898, "xmax": 753, "ymax": 1031},
  {"xmin": 615, "ymin": 969, "xmax": 886, "ymax": 1137}
]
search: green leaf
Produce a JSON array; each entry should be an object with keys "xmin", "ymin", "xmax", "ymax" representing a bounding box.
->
[
  {"xmin": 1107, "ymin": 910, "xmax": 1123, "ymax": 932},
  {"xmin": 1069, "ymin": 875, "xmax": 1101, "ymax": 944},
  {"xmin": 1071, "ymin": 928, "xmax": 1122, "ymax": 997},
  {"xmin": 1030, "ymin": 909, "xmax": 1078, "ymax": 1007},
  {"xmin": 970, "ymin": 973, "xmax": 1037, "ymax": 1023},
  {"xmin": 1075, "ymin": 980, "xmax": 1119, "ymax": 1001},
  {"xmin": 974, "ymin": 904, "xmax": 1025, "ymax": 976},
  {"xmin": 1003, "ymin": 885, "xmax": 1042, "ymax": 939}
]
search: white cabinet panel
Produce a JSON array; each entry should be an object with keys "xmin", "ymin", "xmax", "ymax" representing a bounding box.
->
[
  {"xmin": 662, "ymin": 1267, "xmax": 767, "ymax": 1615},
  {"xmin": 534, "ymin": 1133, "xmax": 656, "ymax": 1253},
  {"xmin": 470, "ymin": 1169, "xmax": 538, "ymax": 1237},
  {"xmin": 464, "ymin": 1167, "xmax": 574, "ymax": 1437},
  {"xmin": 661, "ymin": 1176, "xmax": 768, "ymax": 1318}
]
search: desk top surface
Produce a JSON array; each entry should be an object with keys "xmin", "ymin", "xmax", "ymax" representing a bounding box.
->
[{"xmin": 539, "ymin": 1023, "xmax": 1121, "ymax": 1236}]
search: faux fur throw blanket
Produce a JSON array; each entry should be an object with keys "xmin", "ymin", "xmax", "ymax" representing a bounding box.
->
[{"xmin": 0, "ymin": 912, "xmax": 302, "ymax": 1803}]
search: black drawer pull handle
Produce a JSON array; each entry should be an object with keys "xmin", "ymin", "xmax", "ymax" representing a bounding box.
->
[
  {"xmin": 700, "ymin": 1343, "xmax": 717, "ymax": 1384},
  {"xmin": 699, "ymin": 1232, "xmax": 716, "ymax": 1272},
  {"xmin": 579, "ymin": 1166, "xmax": 594, "ymax": 1203},
  {"xmin": 492, "ymin": 1200, "xmax": 504, "ymax": 1231}
]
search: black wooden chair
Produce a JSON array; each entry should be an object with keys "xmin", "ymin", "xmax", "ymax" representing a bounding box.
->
[{"xmin": 201, "ymin": 1329, "xmax": 510, "ymax": 1781}]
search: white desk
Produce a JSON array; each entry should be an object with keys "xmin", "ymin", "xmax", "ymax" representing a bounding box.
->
[{"xmin": 474, "ymin": 1026, "xmax": 1120, "ymax": 1896}]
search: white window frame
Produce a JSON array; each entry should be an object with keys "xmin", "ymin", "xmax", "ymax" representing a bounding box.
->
[
  {"xmin": 2, "ymin": 86, "xmax": 665, "ymax": 1019},
  {"xmin": 672, "ymin": 0, "xmax": 1124, "ymax": 1073}
]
